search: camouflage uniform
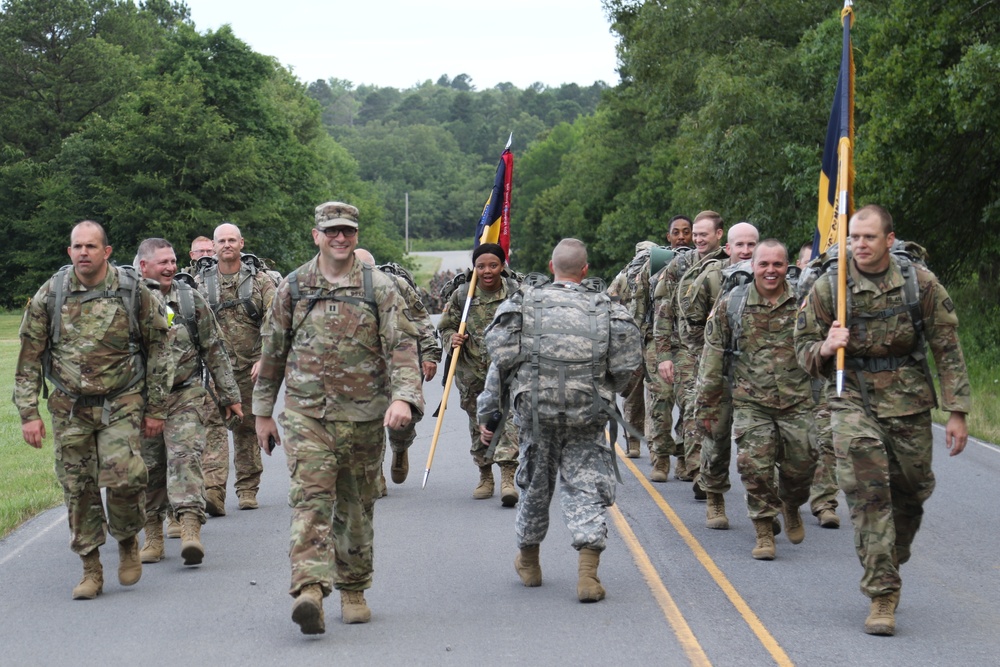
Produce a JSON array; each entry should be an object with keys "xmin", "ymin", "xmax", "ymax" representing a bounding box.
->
[
  {"xmin": 141, "ymin": 283, "xmax": 240, "ymax": 523},
  {"xmin": 386, "ymin": 273, "xmax": 442, "ymax": 456},
  {"xmin": 437, "ymin": 271, "xmax": 520, "ymax": 467},
  {"xmin": 196, "ymin": 262, "xmax": 276, "ymax": 501},
  {"xmin": 14, "ymin": 265, "xmax": 170, "ymax": 554},
  {"xmin": 681, "ymin": 254, "xmax": 737, "ymax": 492},
  {"xmin": 653, "ymin": 247, "xmax": 725, "ymax": 478},
  {"xmin": 795, "ymin": 256, "xmax": 971, "ymax": 599},
  {"xmin": 478, "ymin": 281, "xmax": 641, "ymax": 550},
  {"xmin": 807, "ymin": 395, "xmax": 839, "ymax": 517},
  {"xmin": 696, "ymin": 280, "xmax": 816, "ymax": 519},
  {"xmin": 252, "ymin": 256, "xmax": 423, "ymax": 596},
  {"xmin": 606, "ymin": 267, "xmax": 645, "ymax": 454}
]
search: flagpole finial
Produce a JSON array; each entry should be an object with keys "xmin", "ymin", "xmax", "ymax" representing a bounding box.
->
[
  {"xmin": 844, "ymin": 0, "xmax": 853, "ymax": 8},
  {"xmin": 505, "ymin": 133, "xmax": 513, "ymax": 150}
]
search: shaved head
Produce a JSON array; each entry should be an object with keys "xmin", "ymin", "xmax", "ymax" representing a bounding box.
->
[
  {"xmin": 550, "ymin": 238, "xmax": 588, "ymax": 282},
  {"xmin": 354, "ymin": 248, "xmax": 375, "ymax": 265},
  {"xmin": 727, "ymin": 222, "xmax": 759, "ymax": 244}
]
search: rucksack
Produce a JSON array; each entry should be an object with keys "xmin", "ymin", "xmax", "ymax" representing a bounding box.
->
[
  {"xmin": 377, "ymin": 262, "xmax": 417, "ymax": 291},
  {"xmin": 196, "ymin": 253, "xmax": 269, "ymax": 324},
  {"xmin": 644, "ymin": 246, "xmax": 694, "ymax": 329},
  {"xmin": 795, "ymin": 239, "xmax": 936, "ymax": 412},
  {"xmin": 284, "ymin": 262, "xmax": 378, "ymax": 340},
  {"xmin": 42, "ymin": 264, "xmax": 145, "ymax": 422}
]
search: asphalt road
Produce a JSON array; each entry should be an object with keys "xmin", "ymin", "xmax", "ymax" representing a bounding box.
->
[{"xmin": 3, "ymin": 318, "xmax": 999, "ymax": 666}]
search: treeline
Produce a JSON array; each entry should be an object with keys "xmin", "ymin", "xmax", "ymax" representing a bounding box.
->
[{"xmin": 0, "ymin": 0, "xmax": 398, "ymax": 308}]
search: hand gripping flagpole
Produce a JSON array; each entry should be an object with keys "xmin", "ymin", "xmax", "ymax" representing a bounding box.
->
[{"xmin": 423, "ymin": 269, "xmax": 479, "ymax": 488}]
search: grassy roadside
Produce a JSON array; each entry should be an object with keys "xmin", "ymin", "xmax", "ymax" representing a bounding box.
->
[
  {"xmin": 408, "ymin": 254, "xmax": 442, "ymax": 290},
  {"xmin": 0, "ymin": 317, "xmax": 61, "ymax": 539}
]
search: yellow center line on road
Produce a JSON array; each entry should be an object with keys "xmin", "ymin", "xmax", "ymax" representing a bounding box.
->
[{"xmin": 611, "ymin": 443, "xmax": 794, "ymax": 667}]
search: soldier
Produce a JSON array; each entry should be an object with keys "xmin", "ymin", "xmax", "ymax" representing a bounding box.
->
[
  {"xmin": 254, "ymin": 201, "xmax": 423, "ymax": 636},
  {"xmin": 188, "ymin": 236, "xmax": 214, "ymax": 270},
  {"xmin": 795, "ymin": 205, "xmax": 970, "ymax": 636},
  {"xmin": 606, "ymin": 241, "xmax": 656, "ymax": 459},
  {"xmin": 797, "ymin": 241, "xmax": 840, "ymax": 529},
  {"xmin": 695, "ymin": 240, "xmax": 817, "ymax": 557},
  {"xmin": 437, "ymin": 243, "xmax": 521, "ymax": 506},
  {"xmin": 667, "ymin": 214, "xmax": 693, "ymax": 249},
  {"xmin": 14, "ymin": 220, "xmax": 170, "ymax": 599},
  {"xmin": 135, "ymin": 239, "xmax": 243, "ymax": 566},
  {"xmin": 683, "ymin": 222, "xmax": 759, "ymax": 515},
  {"xmin": 653, "ymin": 211, "xmax": 726, "ymax": 492},
  {"xmin": 477, "ymin": 238, "xmax": 641, "ymax": 602},
  {"xmin": 355, "ymin": 249, "xmax": 441, "ymax": 489},
  {"xmin": 196, "ymin": 222, "xmax": 276, "ymax": 513}
]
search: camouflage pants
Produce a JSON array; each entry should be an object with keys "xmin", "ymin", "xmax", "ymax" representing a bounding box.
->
[
  {"xmin": 676, "ymin": 350, "xmax": 701, "ymax": 477},
  {"xmin": 280, "ymin": 409, "xmax": 382, "ymax": 596},
  {"xmin": 514, "ymin": 415, "xmax": 615, "ymax": 552},
  {"xmin": 808, "ymin": 401, "xmax": 839, "ymax": 515},
  {"xmin": 48, "ymin": 391, "xmax": 147, "ymax": 555},
  {"xmin": 833, "ymin": 404, "xmax": 934, "ymax": 599},
  {"xmin": 731, "ymin": 401, "xmax": 817, "ymax": 519},
  {"xmin": 621, "ymin": 367, "xmax": 645, "ymax": 450},
  {"xmin": 141, "ymin": 386, "xmax": 210, "ymax": 523},
  {"xmin": 388, "ymin": 409, "xmax": 424, "ymax": 454},
  {"xmin": 202, "ymin": 368, "xmax": 263, "ymax": 495},
  {"xmin": 456, "ymin": 371, "xmax": 518, "ymax": 465},
  {"xmin": 698, "ymin": 397, "xmax": 734, "ymax": 494},
  {"xmin": 645, "ymin": 346, "xmax": 678, "ymax": 458}
]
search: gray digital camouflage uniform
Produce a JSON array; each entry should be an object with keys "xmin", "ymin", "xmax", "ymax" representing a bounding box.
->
[
  {"xmin": 478, "ymin": 281, "xmax": 641, "ymax": 551},
  {"xmin": 15, "ymin": 265, "xmax": 171, "ymax": 555},
  {"xmin": 253, "ymin": 256, "xmax": 423, "ymax": 597}
]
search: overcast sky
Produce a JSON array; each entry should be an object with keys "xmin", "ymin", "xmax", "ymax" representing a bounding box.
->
[{"xmin": 182, "ymin": 0, "xmax": 620, "ymax": 90}]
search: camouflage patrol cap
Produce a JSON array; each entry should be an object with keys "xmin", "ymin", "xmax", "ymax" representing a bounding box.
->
[{"xmin": 315, "ymin": 201, "xmax": 360, "ymax": 229}]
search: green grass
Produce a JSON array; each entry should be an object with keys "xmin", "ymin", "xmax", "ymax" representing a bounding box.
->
[
  {"xmin": 408, "ymin": 255, "xmax": 443, "ymax": 290},
  {"xmin": 0, "ymin": 323, "xmax": 61, "ymax": 539}
]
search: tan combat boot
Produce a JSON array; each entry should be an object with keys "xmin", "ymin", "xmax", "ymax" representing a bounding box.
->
[
  {"xmin": 626, "ymin": 439, "xmax": 640, "ymax": 458},
  {"xmin": 390, "ymin": 449, "xmax": 409, "ymax": 484},
  {"xmin": 674, "ymin": 456, "xmax": 691, "ymax": 481},
  {"xmin": 751, "ymin": 518, "xmax": 776, "ymax": 560},
  {"xmin": 117, "ymin": 535, "xmax": 142, "ymax": 586},
  {"xmin": 864, "ymin": 595, "xmax": 896, "ymax": 636},
  {"xmin": 237, "ymin": 490, "xmax": 258, "ymax": 510},
  {"xmin": 166, "ymin": 513, "xmax": 182, "ymax": 538},
  {"xmin": 140, "ymin": 517, "xmax": 165, "ymax": 564},
  {"xmin": 515, "ymin": 545, "xmax": 542, "ymax": 587},
  {"xmin": 650, "ymin": 455, "xmax": 670, "ymax": 483},
  {"xmin": 473, "ymin": 465, "xmax": 494, "ymax": 499},
  {"xmin": 292, "ymin": 584, "xmax": 325, "ymax": 635},
  {"xmin": 577, "ymin": 548, "xmax": 606, "ymax": 602},
  {"xmin": 341, "ymin": 589, "xmax": 372, "ymax": 624},
  {"xmin": 499, "ymin": 462, "xmax": 519, "ymax": 507},
  {"xmin": 179, "ymin": 512, "xmax": 205, "ymax": 566},
  {"xmin": 72, "ymin": 550, "xmax": 104, "ymax": 600},
  {"xmin": 818, "ymin": 508, "xmax": 840, "ymax": 529},
  {"xmin": 205, "ymin": 488, "xmax": 226, "ymax": 517},
  {"xmin": 782, "ymin": 502, "xmax": 805, "ymax": 544},
  {"xmin": 705, "ymin": 492, "xmax": 729, "ymax": 530}
]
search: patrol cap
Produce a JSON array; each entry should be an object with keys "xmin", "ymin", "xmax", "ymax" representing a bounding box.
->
[{"xmin": 315, "ymin": 201, "xmax": 359, "ymax": 229}]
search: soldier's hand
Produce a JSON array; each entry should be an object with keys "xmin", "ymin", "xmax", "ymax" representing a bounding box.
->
[
  {"xmin": 250, "ymin": 360, "xmax": 261, "ymax": 384},
  {"xmin": 21, "ymin": 419, "xmax": 45, "ymax": 449},
  {"xmin": 142, "ymin": 417, "xmax": 165, "ymax": 438},
  {"xmin": 451, "ymin": 333, "xmax": 468, "ymax": 349},
  {"xmin": 256, "ymin": 416, "xmax": 280, "ymax": 455},
  {"xmin": 479, "ymin": 424, "xmax": 494, "ymax": 446},
  {"xmin": 384, "ymin": 400, "xmax": 412, "ymax": 430},
  {"xmin": 658, "ymin": 360, "xmax": 674, "ymax": 384},
  {"xmin": 226, "ymin": 403, "xmax": 244, "ymax": 421},
  {"xmin": 945, "ymin": 412, "xmax": 969, "ymax": 456},
  {"xmin": 422, "ymin": 361, "xmax": 437, "ymax": 381},
  {"xmin": 820, "ymin": 320, "xmax": 850, "ymax": 358}
]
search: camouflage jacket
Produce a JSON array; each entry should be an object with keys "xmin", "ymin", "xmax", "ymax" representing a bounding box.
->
[
  {"xmin": 389, "ymin": 273, "xmax": 442, "ymax": 364},
  {"xmin": 160, "ymin": 283, "xmax": 240, "ymax": 406},
  {"xmin": 652, "ymin": 247, "xmax": 724, "ymax": 363},
  {"xmin": 252, "ymin": 256, "xmax": 424, "ymax": 422},
  {"xmin": 195, "ymin": 264, "xmax": 275, "ymax": 373},
  {"xmin": 794, "ymin": 256, "xmax": 971, "ymax": 417},
  {"xmin": 14, "ymin": 265, "xmax": 171, "ymax": 422},
  {"xmin": 437, "ymin": 273, "xmax": 518, "ymax": 383},
  {"xmin": 678, "ymin": 251, "xmax": 732, "ymax": 354},
  {"xmin": 477, "ymin": 281, "xmax": 641, "ymax": 421},
  {"xmin": 696, "ymin": 280, "xmax": 810, "ymax": 421},
  {"xmin": 607, "ymin": 257, "xmax": 653, "ymax": 342}
]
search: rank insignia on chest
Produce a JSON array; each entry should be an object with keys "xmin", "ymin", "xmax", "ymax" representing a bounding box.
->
[{"xmin": 326, "ymin": 302, "xmax": 339, "ymax": 314}]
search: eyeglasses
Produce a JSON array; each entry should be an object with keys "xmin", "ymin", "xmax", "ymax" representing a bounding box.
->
[{"xmin": 317, "ymin": 227, "xmax": 358, "ymax": 238}]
